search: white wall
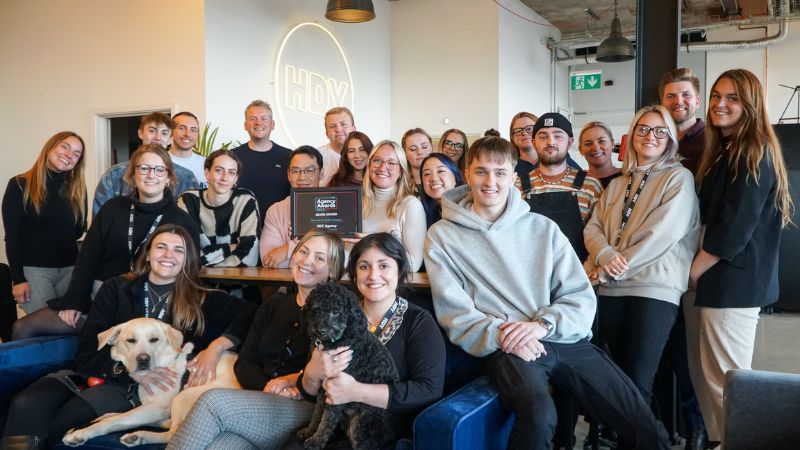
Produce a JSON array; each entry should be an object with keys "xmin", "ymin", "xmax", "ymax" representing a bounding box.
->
[
  {"xmin": 390, "ymin": 0, "xmax": 499, "ymax": 140},
  {"xmin": 0, "ymin": 0, "xmax": 205, "ymax": 262},
  {"xmin": 204, "ymin": 0, "xmax": 392, "ymax": 148},
  {"xmin": 497, "ymin": 1, "xmax": 561, "ymax": 136}
]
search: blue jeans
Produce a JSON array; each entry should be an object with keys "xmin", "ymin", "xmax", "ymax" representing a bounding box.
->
[{"xmin": 487, "ymin": 339, "xmax": 670, "ymax": 450}]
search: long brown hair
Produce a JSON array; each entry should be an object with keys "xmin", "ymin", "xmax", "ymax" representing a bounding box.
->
[
  {"xmin": 22, "ymin": 131, "xmax": 87, "ymax": 225},
  {"xmin": 697, "ymin": 69, "xmax": 794, "ymax": 227},
  {"xmin": 329, "ymin": 131, "xmax": 373, "ymax": 187},
  {"xmin": 129, "ymin": 224, "xmax": 206, "ymax": 336}
]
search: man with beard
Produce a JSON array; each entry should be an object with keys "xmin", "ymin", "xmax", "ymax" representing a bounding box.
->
[
  {"xmin": 659, "ymin": 68, "xmax": 709, "ymax": 450},
  {"xmin": 169, "ymin": 111, "xmax": 207, "ymax": 187},
  {"xmin": 659, "ymin": 68, "xmax": 705, "ymax": 174},
  {"xmin": 510, "ymin": 111, "xmax": 581, "ymax": 182},
  {"xmin": 515, "ymin": 113, "xmax": 602, "ymax": 263}
]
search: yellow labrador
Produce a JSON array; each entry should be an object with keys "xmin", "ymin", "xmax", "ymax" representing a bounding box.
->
[{"xmin": 62, "ymin": 317, "xmax": 240, "ymax": 447}]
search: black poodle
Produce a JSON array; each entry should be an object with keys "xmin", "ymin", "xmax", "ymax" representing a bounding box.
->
[{"xmin": 296, "ymin": 282, "xmax": 399, "ymax": 450}]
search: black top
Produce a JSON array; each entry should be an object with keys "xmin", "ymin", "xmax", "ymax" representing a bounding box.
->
[
  {"xmin": 232, "ymin": 142, "xmax": 292, "ymax": 215},
  {"xmin": 696, "ymin": 145, "xmax": 782, "ymax": 308},
  {"xmin": 48, "ymin": 190, "xmax": 200, "ymax": 313},
  {"xmin": 234, "ymin": 290, "xmax": 309, "ymax": 390},
  {"xmin": 384, "ymin": 301, "xmax": 446, "ymax": 425},
  {"xmin": 597, "ymin": 172, "xmax": 623, "ymax": 189},
  {"xmin": 75, "ymin": 275, "xmax": 255, "ymax": 384},
  {"xmin": 2, "ymin": 171, "xmax": 85, "ymax": 284}
]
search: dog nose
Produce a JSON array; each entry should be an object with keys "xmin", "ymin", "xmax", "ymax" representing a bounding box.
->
[{"xmin": 136, "ymin": 354, "xmax": 151, "ymax": 369}]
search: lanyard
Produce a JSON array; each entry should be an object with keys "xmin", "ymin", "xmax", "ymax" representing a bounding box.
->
[
  {"xmin": 143, "ymin": 281, "xmax": 169, "ymax": 320},
  {"xmin": 128, "ymin": 204, "xmax": 163, "ymax": 271},
  {"xmin": 615, "ymin": 168, "xmax": 652, "ymax": 246},
  {"xmin": 370, "ymin": 298, "xmax": 399, "ymax": 338}
]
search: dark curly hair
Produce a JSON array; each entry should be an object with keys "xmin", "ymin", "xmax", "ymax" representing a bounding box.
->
[{"xmin": 347, "ymin": 233, "xmax": 410, "ymax": 292}]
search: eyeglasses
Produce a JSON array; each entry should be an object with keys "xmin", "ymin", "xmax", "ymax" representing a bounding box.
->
[
  {"xmin": 212, "ymin": 167, "xmax": 238, "ymax": 177},
  {"xmin": 442, "ymin": 140, "xmax": 465, "ymax": 150},
  {"xmin": 289, "ymin": 167, "xmax": 318, "ymax": 177},
  {"xmin": 370, "ymin": 158, "xmax": 400, "ymax": 170},
  {"xmin": 136, "ymin": 164, "xmax": 168, "ymax": 177},
  {"xmin": 511, "ymin": 125, "xmax": 535, "ymax": 137},
  {"xmin": 633, "ymin": 125, "xmax": 670, "ymax": 139}
]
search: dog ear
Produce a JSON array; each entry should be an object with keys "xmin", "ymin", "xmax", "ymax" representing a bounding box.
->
[
  {"xmin": 97, "ymin": 324, "xmax": 124, "ymax": 350},
  {"xmin": 165, "ymin": 325, "xmax": 184, "ymax": 352}
]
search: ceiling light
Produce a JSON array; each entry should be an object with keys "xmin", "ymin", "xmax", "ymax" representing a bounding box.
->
[
  {"xmin": 596, "ymin": 0, "xmax": 635, "ymax": 62},
  {"xmin": 325, "ymin": 0, "xmax": 376, "ymax": 23}
]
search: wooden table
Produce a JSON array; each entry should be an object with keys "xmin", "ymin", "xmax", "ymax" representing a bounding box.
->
[{"xmin": 200, "ymin": 267, "xmax": 430, "ymax": 289}]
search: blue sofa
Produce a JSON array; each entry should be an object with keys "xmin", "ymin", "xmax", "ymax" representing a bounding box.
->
[{"xmin": 0, "ymin": 336, "xmax": 513, "ymax": 449}]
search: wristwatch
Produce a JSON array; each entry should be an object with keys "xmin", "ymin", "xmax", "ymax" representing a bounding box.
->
[{"xmin": 534, "ymin": 318, "xmax": 554, "ymax": 337}]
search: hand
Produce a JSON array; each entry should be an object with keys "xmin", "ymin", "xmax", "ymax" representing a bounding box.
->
[
  {"xmin": 229, "ymin": 242, "xmax": 238, "ymax": 253},
  {"xmin": 129, "ymin": 367, "xmax": 178, "ymax": 396},
  {"xmin": 186, "ymin": 347, "xmax": 223, "ymax": 387},
  {"xmin": 603, "ymin": 254, "xmax": 629, "ymax": 279},
  {"xmin": 58, "ymin": 309, "xmax": 82, "ymax": 328},
  {"xmin": 304, "ymin": 346, "xmax": 352, "ymax": 383},
  {"xmin": 689, "ymin": 249, "xmax": 720, "ymax": 289},
  {"xmin": 323, "ymin": 372, "xmax": 361, "ymax": 405},
  {"xmin": 499, "ymin": 321, "xmax": 548, "ymax": 355},
  {"xmin": 262, "ymin": 244, "xmax": 289, "ymax": 268},
  {"xmin": 12, "ymin": 282, "xmax": 30, "ymax": 304},
  {"xmin": 264, "ymin": 373, "xmax": 298, "ymax": 395},
  {"xmin": 509, "ymin": 339, "xmax": 548, "ymax": 362},
  {"xmin": 587, "ymin": 269, "xmax": 599, "ymax": 285}
]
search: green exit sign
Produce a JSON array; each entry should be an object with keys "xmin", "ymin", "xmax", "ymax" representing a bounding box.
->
[{"xmin": 571, "ymin": 71, "xmax": 602, "ymax": 90}]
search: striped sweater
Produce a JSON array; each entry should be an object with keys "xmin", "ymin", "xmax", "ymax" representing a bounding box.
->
[
  {"xmin": 515, "ymin": 167, "xmax": 603, "ymax": 223},
  {"xmin": 178, "ymin": 188, "xmax": 260, "ymax": 267}
]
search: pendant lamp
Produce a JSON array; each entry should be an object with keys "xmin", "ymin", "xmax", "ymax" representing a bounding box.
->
[
  {"xmin": 325, "ymin": 0, "xmax": 376, "ymax": 23},
  {"xmin": 596, "ymin": 0, "xmax": 635, "ymax": 62}
]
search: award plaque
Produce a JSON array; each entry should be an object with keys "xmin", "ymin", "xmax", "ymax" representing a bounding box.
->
[{"xmin": 291, "ymin": 186, "xmax": 362, "ymax": 238}]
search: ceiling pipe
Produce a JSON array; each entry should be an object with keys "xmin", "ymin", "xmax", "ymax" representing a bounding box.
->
[{"xmin": 553, "ymin": 0, "xmax": 790, "ymax": 62}]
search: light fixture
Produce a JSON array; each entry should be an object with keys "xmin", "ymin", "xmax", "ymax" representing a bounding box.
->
[
  {"xmin": 596, "ymin": 0, "xmax": 635, "ymax": 62},
  {"xmin": 325, "ymin": 0, "xmax": 375, "ymax": 23}
]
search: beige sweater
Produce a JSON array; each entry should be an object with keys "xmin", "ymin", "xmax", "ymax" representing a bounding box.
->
[{"xmin": 583, "ymin": 162, "xmax": 700, "ymax": 305}]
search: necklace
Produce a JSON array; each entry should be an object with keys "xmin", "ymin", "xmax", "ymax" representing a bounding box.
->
[
  {"xmin": 539, "ymin": 167, "xmax": 572, "ymax": 185},
  {"xmin": 144, "ymin": 281, "xmax": 172, "ymax": 319}
]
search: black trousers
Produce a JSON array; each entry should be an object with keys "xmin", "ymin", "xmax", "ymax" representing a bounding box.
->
[
  {"xmin": 4, "ymin": 377, "xmax": 96, "ymax": 440},
  {"xmin": 487, "ymin": 339, "xmax": 670, "ymax": 450},
  {"xmin": 597, "ymin": 295, "xmax": 678, "ymax": 405}
]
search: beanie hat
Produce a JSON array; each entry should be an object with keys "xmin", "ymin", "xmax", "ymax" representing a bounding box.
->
[{"xmin": 532, "ymin": 112, "xmax": 573, "ymax": 138}]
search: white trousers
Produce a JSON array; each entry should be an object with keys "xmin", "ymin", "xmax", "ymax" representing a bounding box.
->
[{"xmin": 683, "ymin": 290, "xmax": 759, "ymax": 443}]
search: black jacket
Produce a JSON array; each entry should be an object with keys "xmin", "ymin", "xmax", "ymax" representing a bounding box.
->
[
  {"xmin": 696, "ymin": 151, "xmax": 782, "ymax": 308},
  {"xmin": 74, "ymin": 275, "xmax": 255, "ymax": 383},
  {"xmin": 49, "ymin": 191, "xmax": 199, "ymax": 312}
]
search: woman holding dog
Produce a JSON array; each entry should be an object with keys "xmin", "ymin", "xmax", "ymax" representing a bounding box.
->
[
  {"xmin": 168, "ymin": 228, "xmax": 346, "ymax": 449},
  {"xmin": 2, "ymin": 224, "xmax": 252, "ymax": 448},
  {"xmin": 169, "ymin": 232, "xmax": 446, "ymax": 449},
  {"xmin": 11, "ymin": 144, "xmax": 200, "ymax": 340}
]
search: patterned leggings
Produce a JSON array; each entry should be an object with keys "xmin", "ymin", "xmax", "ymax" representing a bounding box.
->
[{"xmin": 166, "ymin": 388, "xmax": 314, "ymax": 450}]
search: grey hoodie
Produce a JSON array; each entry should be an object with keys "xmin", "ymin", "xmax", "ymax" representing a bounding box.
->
[{"xmin": 424, "ymin": 184, "xmax": 596, "ymax": 357}]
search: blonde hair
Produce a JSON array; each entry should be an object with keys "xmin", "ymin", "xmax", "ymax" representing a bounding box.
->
[
  {"xmin": 21, "ymin": 131, "xmax": 87, "ymax": 225},
  {"xmin": 697, "ymin": 69, "xmax": 794, "ymax": 227},
  {"xmin": 622, "ymin": 105, "xmax": 681, "ymax": 174},
  {"xmin": 290, "ymin": 229, "xmax": 345, "ymax": 282},
  {"xmin": 578, "ymin": 121, "xmax": 614, "ymax": 146},
  {"xmin": 363, "ymin": 140, "xmax": 417, "ymax": 218}
]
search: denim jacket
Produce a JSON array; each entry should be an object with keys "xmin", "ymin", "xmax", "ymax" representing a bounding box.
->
[{"xmin": 92, "ymin": 162, "xmax": 199, "ymax": 216}]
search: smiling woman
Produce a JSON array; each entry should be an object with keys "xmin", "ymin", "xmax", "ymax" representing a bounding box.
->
[
  {"xmin": 1, "ymin": 131, "xmax": 87, "ymax": 316},
  {"xmin": 178, "ymin": 149, "xmax": 260, "ymax": 268},
  {"xmin": 11, "ymin": 145, "xmax": 200, "ymax": 340},
  {"xmin": 2, "ymin": 224, "xmax": 255, "ymax": 446},
  {"xmin": 583, "ymin": 104, "xmax": 700, "ymax": 409}
]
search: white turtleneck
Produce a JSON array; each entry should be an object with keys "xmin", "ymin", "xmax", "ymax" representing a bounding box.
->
[{"xmin": 362, "ymin": 186, "xmax": 426, "ymax": 271}]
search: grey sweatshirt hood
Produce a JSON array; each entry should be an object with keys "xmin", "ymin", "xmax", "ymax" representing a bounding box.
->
[{"xmin": 440, "ymin": 184, "xmax": 531, "ymax": 232}]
